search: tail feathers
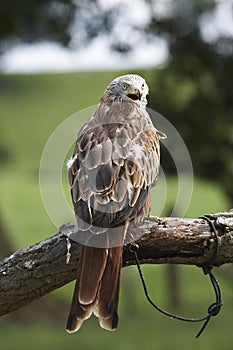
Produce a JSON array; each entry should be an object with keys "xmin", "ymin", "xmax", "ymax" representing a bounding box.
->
[
  {"xmin": 78, "ymin": 246, "xmax": 108, "ymax": 304},
  {"xmin": 66, "ymin": 243, "xmax": 123, "ymax": 333},
  {"xmin": 95, "ymin": 246, "xmax": 123, "ymax": 330},
  {"xmin": 66, "ymin": 245, "xmax": 108, "ymax": 333},
  {"xmin": 66, "ymin": 280, "xmax": 94, "ymax": 333}
]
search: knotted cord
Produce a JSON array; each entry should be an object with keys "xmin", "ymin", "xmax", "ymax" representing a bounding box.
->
[{"xmin": 129, "ymin": 215, "xmax": 223, "ymax": 338}]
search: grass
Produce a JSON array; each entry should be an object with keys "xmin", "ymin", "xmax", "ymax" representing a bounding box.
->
[
  {"xmin": 1, "ymin": 265, "xmax": 233, "ymax": 350},
  {"xmin": 1, "ymin": 311, "xmax": 233, "ymax": 350},
  {"xmin": 0, "ymin": 72, "xmax": 231, "ymax": 350}
]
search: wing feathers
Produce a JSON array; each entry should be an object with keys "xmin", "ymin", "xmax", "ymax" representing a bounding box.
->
[{"xmin": 95, "ymin": 164, "xmax": 114, "ymax": 192}]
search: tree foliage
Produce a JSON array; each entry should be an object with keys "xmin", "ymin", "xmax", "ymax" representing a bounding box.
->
[
  {"xmin": 0, "ymin": 0, "xmax": 232, "ymax": 201},
  {"xmin": 144, "ymin": 1, "xmax": 233, "ymax": 202},
  {"xmin": 0, "ymin": 0, "xmax": 75, "ymax": 53}
]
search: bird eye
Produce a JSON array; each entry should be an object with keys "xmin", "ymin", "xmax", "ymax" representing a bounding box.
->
[{"xmin": 121, "ymin": 83, "xmax": 128, "ymax": 90}]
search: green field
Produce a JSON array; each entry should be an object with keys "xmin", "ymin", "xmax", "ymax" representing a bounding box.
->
[{"xmin": 0, "ymin": 72, "xmax": 231, "ymax": 350}]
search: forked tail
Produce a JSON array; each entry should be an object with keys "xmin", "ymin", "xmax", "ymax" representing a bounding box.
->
[{"xmin": 66, "ymin": 244, "xmax": 123, "ymax": 333}]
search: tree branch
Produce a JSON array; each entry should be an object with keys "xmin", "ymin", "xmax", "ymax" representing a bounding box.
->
[{"xmin": 0, "ymin": 210, "xmax": 232, "ymax": 317}]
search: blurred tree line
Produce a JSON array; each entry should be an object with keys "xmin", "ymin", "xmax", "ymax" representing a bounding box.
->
[{"xmin": 0, "ymin": 0, "xmax": 232, "ymax": 203}]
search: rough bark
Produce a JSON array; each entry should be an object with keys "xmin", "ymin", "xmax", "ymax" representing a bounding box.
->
[{"xmin": 0, "ymin": 210, "xmax": 232, "ymax": 317}]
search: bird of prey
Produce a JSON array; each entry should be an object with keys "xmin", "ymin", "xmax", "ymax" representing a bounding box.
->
[{"xmin": 66, "ymin": 74, "xmax": 166, "ymax": 333}]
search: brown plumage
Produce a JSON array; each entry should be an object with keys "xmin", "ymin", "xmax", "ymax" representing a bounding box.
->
[{"xmin": 66, "ymin": 74, "xmax": 166, "ymax": 333}]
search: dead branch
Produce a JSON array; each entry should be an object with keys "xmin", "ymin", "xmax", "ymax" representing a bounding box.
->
[{"xmin": 0, "ymin": 210, "xmax": 232, "ymax": 317}]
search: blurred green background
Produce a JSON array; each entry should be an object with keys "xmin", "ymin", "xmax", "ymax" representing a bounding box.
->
[
  {"xmin": 0, "ymin": 0, "xmax": 233, "ymax": 349},
  {"xmin": 0, "ymin": 71, "xmax": 232, "ymax": 350}
]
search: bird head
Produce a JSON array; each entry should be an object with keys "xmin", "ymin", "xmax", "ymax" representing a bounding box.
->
[{"xmin": 104, "ymin": 74, "xmax": 149, "ymax": 108}]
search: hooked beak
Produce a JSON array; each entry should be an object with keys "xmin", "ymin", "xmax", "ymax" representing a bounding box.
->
[{"xmin": 126, "ymin": 88, "xmax": 141, "ymax": 102}]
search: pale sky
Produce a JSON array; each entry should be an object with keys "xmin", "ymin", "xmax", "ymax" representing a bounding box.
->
[
  {"xmin": 0, "ymin": 36, "xmax": 169, "ymax": 74},
  {"xmin": 0, "ymin": 0, "xmax": 232, "ymax": 74}
]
